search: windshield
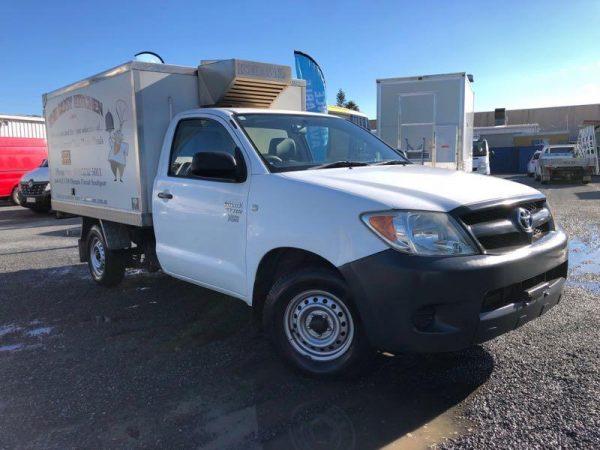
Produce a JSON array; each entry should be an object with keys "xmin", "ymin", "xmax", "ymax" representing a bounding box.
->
[
  {"xmin": 236, "ymin": 114, "xmax": 405, "ymax": 172},
  {"xmin": 472, "ymin": 140, "xmax": 488, "ymax": 157},
  {"xmin": 548, "ymin": 146, "xmax": 574, "ymax": 155}
]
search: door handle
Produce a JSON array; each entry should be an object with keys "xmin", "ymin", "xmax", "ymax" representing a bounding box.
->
[{"xmin": 157, "ymin": 191, "xmax": 173, "ymax": 200}]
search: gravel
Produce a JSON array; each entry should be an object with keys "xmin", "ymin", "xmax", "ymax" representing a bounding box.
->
[
  {"xmin": 442, "ymin": 175, "xmax": 600, "ymax": 449},
  {"xmin": 0, "ymin": 175, "xmax": 598, "ymax": 448}
]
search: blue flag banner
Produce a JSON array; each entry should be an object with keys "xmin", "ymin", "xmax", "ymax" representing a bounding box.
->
[{"xmin": 294, "ymin": 51, "xmax": 328, "ymax": 161}]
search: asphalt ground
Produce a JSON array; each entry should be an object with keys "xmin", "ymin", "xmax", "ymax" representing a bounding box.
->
[{"xmin": 0, "ymin": 174, "xmax": 598, "ymax": 449}]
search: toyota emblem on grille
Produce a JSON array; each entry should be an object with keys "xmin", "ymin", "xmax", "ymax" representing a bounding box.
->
[
  {"xmin": 516, "ymin": 207, "xmax": 533, "ymax": 232},
  {"xmin": 28, "ymin": 179, "xmax": 34, "ymax": 188}
]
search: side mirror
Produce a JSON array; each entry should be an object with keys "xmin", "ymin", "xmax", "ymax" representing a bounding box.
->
[
  {"xmin": 490, "ymin": 150, "xmax": 495, "ymax": 157},
  {"xmin": 191, "ymin": 150, "xmax": 245, "ymax": 182}
]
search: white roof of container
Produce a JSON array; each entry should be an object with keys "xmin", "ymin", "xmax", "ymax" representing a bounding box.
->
[
  {"xmin": 377, "ymin": 72, "xmax": 468, "ymax": 83},
  {"xmin": 0, "ymin": 114, "xmax": 46, "ymax": 139}
]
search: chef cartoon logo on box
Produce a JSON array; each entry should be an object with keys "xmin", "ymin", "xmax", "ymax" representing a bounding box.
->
[{"xmin": 104, "ymin": 99, "xmax": 129, "ymax": 182}]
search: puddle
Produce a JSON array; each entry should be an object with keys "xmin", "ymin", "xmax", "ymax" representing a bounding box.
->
[
  {"xmin": 0, "ymin": 344, "xmax": 24, "ymax": 352},
  {"xmin": 0, "ymin": 325, "xmax": 21, "ymax": 338},
  {"xmin": 569, "ymin": 237, "xmax": 600, "ymax": 277},
  {"xmin": 26, "ymin": 327, "xmax": 53, "ymax": 337},
  {"xmin": 0, "ymin": 320, "xmax": 54, "ymax": 353}
]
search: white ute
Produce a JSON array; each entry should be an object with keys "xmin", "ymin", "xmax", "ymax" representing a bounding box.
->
[
  {"xmin": 535, "ymin": 144, "xmax": 593, "ymax": 184},
  {"xmin": 44, "ymin": 59, "xmax": 568, "ymax": 376}
]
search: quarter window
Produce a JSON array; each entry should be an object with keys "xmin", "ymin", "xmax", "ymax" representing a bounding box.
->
[{"xmin": 169, "ymin": 118, "xmax": 237, "ymax": 178}]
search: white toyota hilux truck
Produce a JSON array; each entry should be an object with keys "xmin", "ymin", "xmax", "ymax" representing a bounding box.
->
[{"xmin": 45, "ymin": 59, "xmax": 568, "ymax": 376}]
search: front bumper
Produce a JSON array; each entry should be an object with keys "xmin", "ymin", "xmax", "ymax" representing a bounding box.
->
[
  {"xmin": 17, "ymin": 190, "xmax": 51, "ymax": 210},
  {"xmin": 339, "ymin": 230, "xmax": 568, "ymax": 353}
]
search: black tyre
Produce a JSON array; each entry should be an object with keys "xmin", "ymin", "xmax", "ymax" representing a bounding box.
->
[
  {"xmin": 527, "ymin": 172, "xmax": 533, "ymax": 177},
  {"xmin": 263, "ymin": 267, "xmax": 372, "ymax": 377},
  {"xmin": 11, "ymin": 187, "xmax": 20, "ymax": 205},
  {"xmin": 86, "ymin": 225, "xmax": 125, "ymax": 287}
]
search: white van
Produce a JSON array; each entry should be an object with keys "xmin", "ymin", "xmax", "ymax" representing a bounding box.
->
[
  {"xmin": 472, "ymin": 138, "xmax": 491, "ymax": 175},
  {"xmin": 44, "ymin": 59, "xmax": 568, "ymax": 376}
]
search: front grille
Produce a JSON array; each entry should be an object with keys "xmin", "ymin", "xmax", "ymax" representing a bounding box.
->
[
  {"xmin": 482, "ymin": 262, "xmax": 568, "ymax": 312},
  {"xmin": 20, "ymin": 182, "xmax": 48, "ymax": 196},
  {"xmin": 457, "ymin": 198, "xmax": 553, "ymax": 253}
]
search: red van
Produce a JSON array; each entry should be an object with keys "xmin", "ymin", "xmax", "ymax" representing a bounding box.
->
[{"xmin": 0, "ymin": 137, "xmax": 48, "ymax": 204}]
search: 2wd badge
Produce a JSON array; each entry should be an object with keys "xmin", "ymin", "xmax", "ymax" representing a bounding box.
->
[{"xmin": 224, "ymin": 201, "xmax": 243, "ymax": 222}]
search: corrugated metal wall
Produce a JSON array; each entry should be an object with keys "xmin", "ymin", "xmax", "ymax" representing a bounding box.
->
[{"xmin": 0, "ymin": 118, "xmax": 46, "ymax": 139}]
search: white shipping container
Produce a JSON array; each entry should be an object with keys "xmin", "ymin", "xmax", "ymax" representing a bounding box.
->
[{"xmin": 376, "ymin": 73, "xmax": 474, "ymax": 172}]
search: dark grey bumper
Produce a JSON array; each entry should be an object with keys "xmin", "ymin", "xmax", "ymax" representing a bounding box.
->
[
  {"xmin": 339, "ymin": 230, "xmax": 568, "ymax": 353},
  {"xmin": 17, "ymin": 191, "xmax": 51, "ymax": 210}
]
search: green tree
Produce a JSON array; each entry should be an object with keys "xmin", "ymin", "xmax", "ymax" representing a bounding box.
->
[
  {"xmin": 336, "ymin": 89, "xmax": 346, "ymax": 107},
  {"xmin": 344, "ymin": 100, "xmax": 360, "ymax": 111}
]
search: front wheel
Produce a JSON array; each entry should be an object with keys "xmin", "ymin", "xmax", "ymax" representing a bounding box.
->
[
  {"xmin": 11, "ymin": 187, "xmax": 20, "ymax": 205},
  {"xmin": 87, "ymin": 225, "xmax": 125, "ymax": 287},
  {"xmin": 263, "ymin": 267, "xmax": 372, "ymax": 377}
]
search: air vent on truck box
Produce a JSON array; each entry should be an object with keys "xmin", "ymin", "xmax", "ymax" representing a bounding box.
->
[{"xmin": 198, "ymin": 59, "xmax": 292, "ymax": 108}]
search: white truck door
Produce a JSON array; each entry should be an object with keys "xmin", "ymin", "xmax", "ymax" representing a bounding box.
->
[{"xmin": 153, "ymin": 115, "xmax": 249, "ymax": 298}]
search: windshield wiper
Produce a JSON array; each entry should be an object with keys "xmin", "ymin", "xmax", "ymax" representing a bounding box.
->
[
  {"xmin": 311, "ymin": 160, "xmax": 370, "ymax": 170},
  {"xmin": 373, "ymin": 159, "xmax": 410, "ymax": 166}
]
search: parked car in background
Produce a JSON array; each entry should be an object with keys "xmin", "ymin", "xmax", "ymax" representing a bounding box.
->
[
  {"xmin": 472, "ymin": 138, "xmax": 491, "ymax": 175},
  {"xmin": 535, "ymin": 144, "xmax": 594, "ymax": 184},
  {"xmin": 527, "ymin": 150, "xmax": 541, "ymax": 177},
  {"xmin": 0, "ymin": 133, "xmax": 47, "ymax": 205},
  {"xmin": 17, "ymin": 159, "xmax": 51, "ymax": 212}
]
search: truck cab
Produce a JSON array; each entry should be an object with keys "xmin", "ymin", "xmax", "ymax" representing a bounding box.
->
[
  {"xmin": 44, "ymin": 59, "xmax": 569, "ymax": 377},
  {"xmin": 472, "ymin": 138, "xmax": 491, "ymax": 175}
]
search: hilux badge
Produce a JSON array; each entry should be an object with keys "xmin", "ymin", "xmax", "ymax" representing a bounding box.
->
[{"xmin": 517, "ymin": 207, "xmax": 533, "ymax": 232}]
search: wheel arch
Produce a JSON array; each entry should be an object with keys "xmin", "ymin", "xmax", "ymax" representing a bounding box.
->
[{"xmin": 251, "ymin": 247, "xmax": 343, "ymax": 319}]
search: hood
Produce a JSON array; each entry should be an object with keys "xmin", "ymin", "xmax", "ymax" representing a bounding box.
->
[
  {"xmin": 20, "ymin": 166, "xmax": 49, "ymax": 183},
  {"xmin": 278, "ymin": 165, "xmax": 541, "ymax": 212}
]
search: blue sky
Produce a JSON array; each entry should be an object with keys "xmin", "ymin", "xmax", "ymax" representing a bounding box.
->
[{"xmin": 2, "ymin": 0, "xmax": 599, "ymax": 118}]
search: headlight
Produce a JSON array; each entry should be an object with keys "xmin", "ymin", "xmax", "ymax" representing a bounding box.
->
[
  {"xmin": 44, "ymin": 183, "xmax": 51, "ymax": 192},
  {"xmin": 361, "ymin": 211, "xmax": 478, "ymax": 256}
]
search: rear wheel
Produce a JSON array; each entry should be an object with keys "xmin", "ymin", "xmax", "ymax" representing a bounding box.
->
[
  {"xmin": 10, "ymin": 187, "xmax": 20, "ymax": 205},
  {"xmin": 87, "ymin": 225, "xmax": 125, "ymax": 287},
  {"xmin": 264, "ymin": 267, "xmax": 372, "ymax": 377}
]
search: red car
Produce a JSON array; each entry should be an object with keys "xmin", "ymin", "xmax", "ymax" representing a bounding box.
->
[{"xmin": 0, "ymin": 137, "xmax": 48, "ymax": 204}]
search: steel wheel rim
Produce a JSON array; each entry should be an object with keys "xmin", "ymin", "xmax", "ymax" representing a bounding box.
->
[
  {"xmin": 284, "ymin": 290, "xmax": 354, "ymax": 362},
  {"xmin": 89, "ymin": 237, "xmax": 106, "ymax": 278}
]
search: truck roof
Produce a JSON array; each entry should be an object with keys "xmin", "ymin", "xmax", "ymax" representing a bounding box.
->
[{"xmin": 194, "ymin": 108, "xmax": 334, "ymax": 117}]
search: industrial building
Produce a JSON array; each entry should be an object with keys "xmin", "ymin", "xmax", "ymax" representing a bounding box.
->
[
  {"xmin": 473, "ymin": 104, "xmax": 600, "ymax": 173},
  {"xmin": 475, "ymin": 103, "xmax": 600, "ymax": 144}
]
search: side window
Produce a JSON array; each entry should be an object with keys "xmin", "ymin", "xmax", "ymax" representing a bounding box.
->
[{"xmin": 169, "ymin": 118, "xmax": 237, "ymax": 178}]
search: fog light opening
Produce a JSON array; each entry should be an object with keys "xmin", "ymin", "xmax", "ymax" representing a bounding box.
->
[{"xmin": 413, "ymin": 306, "xmax": 436, "ymax": 332}]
